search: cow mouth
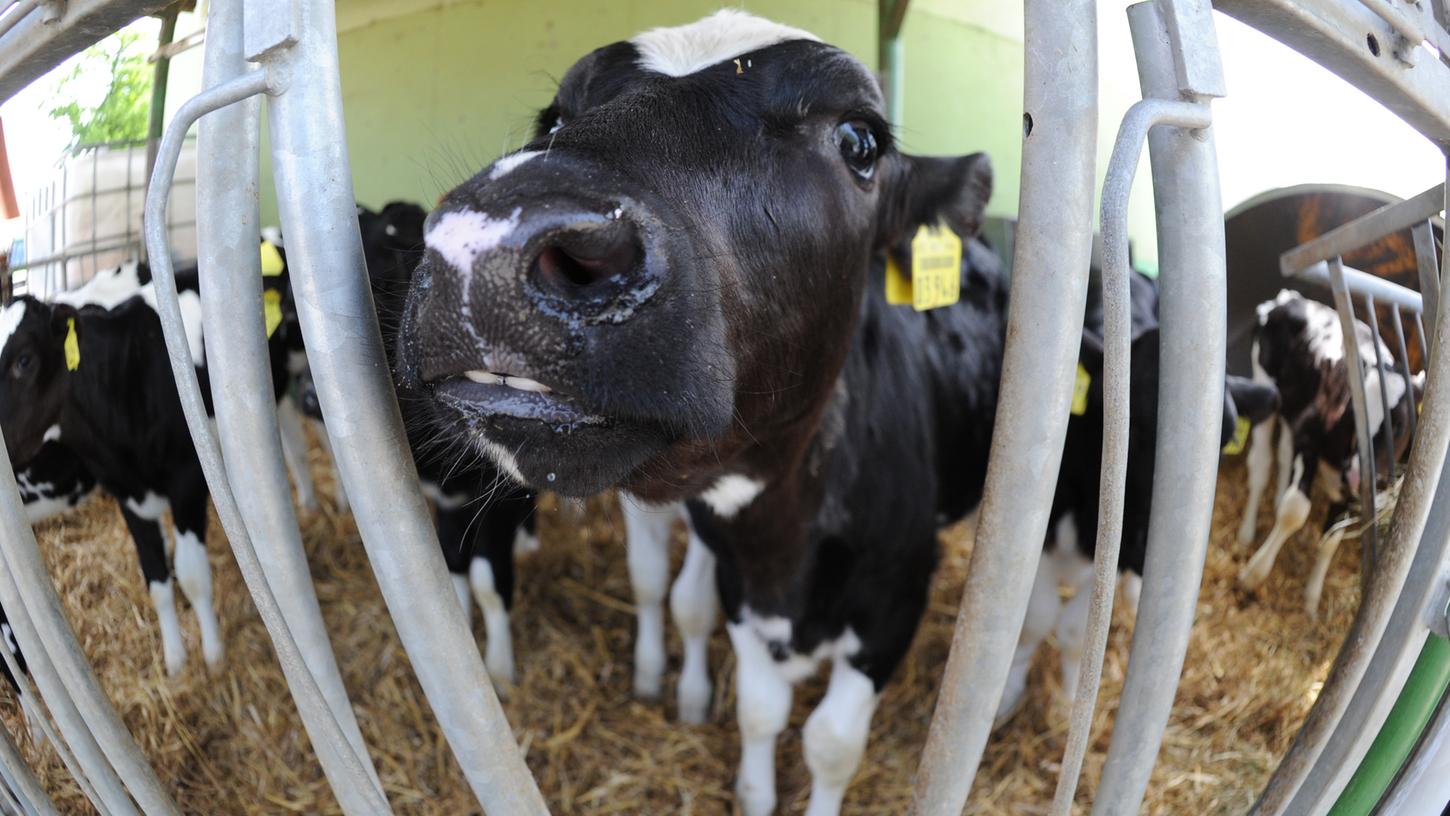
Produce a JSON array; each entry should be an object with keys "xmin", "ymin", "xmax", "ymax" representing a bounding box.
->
[{"xmin": 431, "ymin": 369, "xmax": 606, "ymax": 427}]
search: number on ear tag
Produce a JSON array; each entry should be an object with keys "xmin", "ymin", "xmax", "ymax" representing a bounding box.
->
[{"xmin": 909, "ymin": 224, "xmax": 961, "ymax": 311}]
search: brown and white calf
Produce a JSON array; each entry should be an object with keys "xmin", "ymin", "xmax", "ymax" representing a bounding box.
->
[
  {"xmin": 1238, "ymin": 289, "xmax": 1418, "ymax": 615},
  {"xmin": 392, "ymin": 11, "xmax": 1005, "ymax": 814}
]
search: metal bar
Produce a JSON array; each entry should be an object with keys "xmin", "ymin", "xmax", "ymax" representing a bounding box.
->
[
  {"xmin": 144, "ymin": 60, "xmax": 393, "ymax": 816},
  {"xmin": 877, "ymin": 0, "xmax": 906, "ymax": 126},
  {"xmin": 0, "ymin": 634, "xmax": 107, "ymax": 814},
  {"xmin": 0, "ymin": 486, "xmax": 148, "ymax": 814},
  {"xmin": 1417, "ymin": 311, "xmax": 1431, "ymax": 368},
  {"xmin": 0, "ymin": 0, "xmax": 36, "ymax": 42},
  {"xmin": 1364, "ymin": 294, "xmax": 1398, "ymax": 484},
  {"xmin": 1329, "ymin": 265, "xmax": 1381, "ymax": 589},
  {"xmin": 1213, "ymin": 0, "xmax": 1450, "ymax": 142},
  {"xmin": 0, "ymin": 0, "xmax": 173, "ymax": 105},
  {"xmin": 1391, "ymin": 308, "xmax": 1417, "ymax": 442},
  {"xmin": 193, "ymin": 0, "xmax": 386, "ymax": 805},
  {"xmin": 1360, "ymin": 0, "xmax": 1429, "ymax": 47},
  {"xmin": 1052, "ymin": 95, "xmax": 1210, "ymax": 816},
  {"xmin": 1378, "ymin": 636, "xmax": 1450, "ymax": 813},
  {"xmin": 910, "ymin": 1, "xmax": 1099, "ymax": 812},
  {"xmin": 1279, "ymin": 185, "xmax": 1446, "ymax": 279},
  {"xmin": 254, "ymin": 0, "xmax": 546, "ymax": 810},
  {"xmin": 1293, "ymin": 260, "xmax": 1425, "ymax": 313},
  {"xmin": 1265, "ymin": 164, "xmax": 1450, "ymax": 816},
  {"xmin": 1413, "ymin": 220, "xmax": 1441, "ymax": 339},
  {"xmin": 0, "ymin": 724, "xmax": 51, "ymax": 816},
  {"xmin": 1093, "ymin": 2, "xmax": 1226, "ymax": 812}
]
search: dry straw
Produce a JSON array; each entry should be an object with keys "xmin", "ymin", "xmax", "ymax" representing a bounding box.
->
[{"xmin": 8, "ymin": 440, "xmax": 1356, "ymax": 815}]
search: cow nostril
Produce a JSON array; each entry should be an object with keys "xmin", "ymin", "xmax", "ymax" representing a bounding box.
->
[{"xmin": 531, "ymin": 226, "xmax": 641, "ymax": 291}]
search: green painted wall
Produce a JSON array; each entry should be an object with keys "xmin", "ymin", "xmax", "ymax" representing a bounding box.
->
[{"xmin": 161, "ymin": 1, "xmax": 1157, "ymax": 265}]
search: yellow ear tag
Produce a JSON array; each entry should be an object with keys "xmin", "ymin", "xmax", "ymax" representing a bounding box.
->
[
  {"xmin": 259, "ymin": 241, "xmax": 285, "ymax": 277},
  {"xmin": 1071, "ymin": 363, "xmax": 1091, "ymax": 416},
  {"xmin": 885, "ymin": 253, "xmax": 913, "ymax": 305},
  {"xmin": 1222, "ymin": 415, "xmax": 1251, "ymax": 455},
  {"xmin": 909, "ymin": 223, "xmax": 961, "ymax": 311},
  {"xmin": 64, "ymin": 318, "xmax": 80, "ymax": 371},
  {"xmin": 263, "ymin": 290, "xmax": 283, "ymax": 339}
]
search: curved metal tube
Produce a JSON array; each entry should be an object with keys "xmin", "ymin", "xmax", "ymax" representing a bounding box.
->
[
  {"xmin": 194, "ymin": 0, "xmax": 384, "ymax": 800},
  {"xmin": 1092, "ymin": 3, "xmax": 1226, "ymax": 812},
  {"xmin": 910, "ymin": 1, "xmax": 1099, "ymax": 812},
  {"xmin": 0, "ymin": 638, "xmax": 105, "ymax": 813},
  {"xmin": 143, "ymin": 65, "xmax": 391, "ymax": 816},
  {"xmin": 1051, "ymin": 96, "xmax": 1209, "ymax": 816},
  {"xmin": 0, "ymin": 478, "xmax": 150, "ymax": 814},
  {"xmin": 0, "ymin": 724, "xmax": 52, "ymax": 816},
  {"xmin": 253, "ymin": 0, "xmax": 546, "ymax": 811}
]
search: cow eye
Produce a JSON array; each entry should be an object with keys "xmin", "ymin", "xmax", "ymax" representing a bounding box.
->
[
  {"xmin": 10, "ymin": 353, "xmax": 32, "ymax": 378},
  {"xmin": 836, "ymin": 120, "xmax": 878, "ymax": 179}
]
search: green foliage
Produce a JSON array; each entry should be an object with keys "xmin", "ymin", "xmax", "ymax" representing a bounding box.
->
[{"xmin": 46, "ymin": 29, "xmax": 153, "ymax": 150}]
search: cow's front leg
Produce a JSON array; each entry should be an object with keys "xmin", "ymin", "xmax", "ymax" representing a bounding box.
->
[
  {"xmin": 671, "ymin": 528, "xmax": 718, "ymax": 724},
  {"xmin": 802, "ymin": 658, "xmax": 878, "ymax": 816},
  {"xmin": 727, "ymin": 621, "xmax": 792, "ymax": 816},
  {"xmin": 169, "ymin": 480, "xmax": 222, "ymax": 672},
  {"xmin": 118, "ymin": 496, "xmax": 185, "ymax": 676},
  {"xmin": 621, "ymin": 495, "xmax": 679, "ymax": 700}
]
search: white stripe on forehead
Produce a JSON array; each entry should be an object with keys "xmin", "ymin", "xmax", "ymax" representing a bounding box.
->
[
  {"xmin": 631, "ymin": 9, "xmax": 820, "ymax": 78},
  {"xmin": 0, "ymin": 300, "xmax": 25, "ymax": 352}
]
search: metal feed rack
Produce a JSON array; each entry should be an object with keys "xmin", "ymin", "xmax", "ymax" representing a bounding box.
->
[{"xmin": 0, "ymin": 0, "xmax": 1444, "ymax": 813}]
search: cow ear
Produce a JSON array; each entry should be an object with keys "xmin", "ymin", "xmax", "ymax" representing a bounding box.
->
[
  {"xmin": 1225, "ymin": 375, "xmax": 1281, "ymax": 425},
  {"xmin": 878, "ymin": 152, "xmax": 992, "ymax": 250},
  {"xmin": 48, "ymin": 303, "xmax": 75, "ymax": 338}
]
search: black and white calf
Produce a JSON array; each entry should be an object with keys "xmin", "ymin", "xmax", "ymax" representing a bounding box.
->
[
  {"xmin": 996, "ymin": 271, "xmax": 1279, "ymax": 726},
  {"xmin": 0, "ymin": 258, "xmax": 294, "ymax": 676},
  {"xmin": 1237, "ymin": 289, "xmax": 1418, "ymax": 615},
  {"xmin": 394, "ymin": 12, "xmax": 1009, "ymax": 813}
]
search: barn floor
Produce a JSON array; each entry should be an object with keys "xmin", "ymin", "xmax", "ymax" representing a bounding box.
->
[{"xmin": 8, "ymin": 433, "xmax": 1359, "ymax": 815}]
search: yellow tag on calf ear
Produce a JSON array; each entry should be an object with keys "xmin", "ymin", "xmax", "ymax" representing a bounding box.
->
[
  {"xmin": 910, "ymin": 224, "xmax": 962, "ymax": 311},
  {"xmin": 259, "ymin": 241, "xmax": 285, "ymax": 277},
  {"xmin": 885, "ymin": 254, "xmax": 913, "ymax": 305},
  {"xmin": 64, "ymin": 318, "xmax": 80, "ymax": 371},
  {"xmin": 1222, "ymin": 415, "xmax": 1251, "ymax": 455},
  {"xmin": 1071, "ymin": 364, "xmax": 1091, "ymax": 416},
  {"xmin": 263, "ymin": 290, "xmax": 283, "ymax": 339}
]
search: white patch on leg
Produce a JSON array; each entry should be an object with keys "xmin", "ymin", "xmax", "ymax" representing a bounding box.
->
[
  {"xmin": 425, "ymin": 208, "xmax": 521, "ymax": 273},
  {"xmin": 452, "ymin": 573, "xmax": 472, "ymax": 618},
  {"xmin": 1275, "ymin": 417, "xmax": 1293, "ymax": 504},
  {"xmin": 671, "ymin": 529, "xmax": 718, "ymax": 724},
  {"xmin": 1239, "ymin": 409, "xmax": 1275, "ymax": 546},
  {"xmin": 124, "ymin": 492, "xmax": 168, "ymax": 521},
  {"xmin": 149, "ymin": 579, "xmax": 186, "ymax": 677},
  {"xmin": 512, "ymin": 526, "xmax": 540, "ymax": 556},
  {"xmin": 1306, "ymin": 527, "xmax": 1347, "ymax": 618},
  {"xmin": 1240, "ymin": 458, "xmax": 1312, "ymax": 590},
  {"xmin": 1055, "ymin": 570, "xmax": 1094, "ymax": 698},
  {"xmin": 622, "ymin": 496, "xmax": 676, "ymax": 700},
  {"xmin": 174, "ymin": 530, "xmax": 222, "ymax": 671},
  {"xmin": 276, "ymin": 397, "xmax": 317, "ymax": 512},
  {"xmin": 469, "ymin": 557, "xmax": 515, "ymax": 687},
  {"xmin": 632, "ymin": 10, "xmax": 819, "ymax": 78},
  {"xmin": 488, "ymin": 150, "xmax": 540, "ymax": 180},
  {"xmin": 727, "ymin": 621, "xmax": 793, "ymax": 816},
  {"xmin": 1120, "ymin": 573, "xmax": 1142, "ymax": 618},
  {"xmin": 996, "ymin": 537, "xmax": 1065, "ymax": 729},
  {"xmin": 802, "ymin": 660, "xmax": 879, "ymax": 816},
  {"xmin": 700, "ymin": 474, "xmax": 764, "ymax": 519}
]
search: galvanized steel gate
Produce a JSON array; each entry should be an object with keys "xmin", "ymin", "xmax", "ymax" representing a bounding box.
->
[{"xmin": 0, "ymin": 0, "xmax": 1446, "ymax": 814}]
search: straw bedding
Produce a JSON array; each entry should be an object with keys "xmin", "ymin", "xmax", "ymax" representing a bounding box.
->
[{"xmin": 7, "ymin": 433, "xmax": 1358, "ymax": 815}]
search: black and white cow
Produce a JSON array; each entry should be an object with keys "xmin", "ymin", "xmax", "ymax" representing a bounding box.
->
[
  {"xmin": 1237, "ymin": 289, "xmax": 1418, "ymax": 616},
  {"xmin": 0, "ymin": 257, "xmax": 294, "ymax": 676},
  {"xmin": 995, "ymin": 270, "xmax": 1279, "ymax": 726},
  {"xmin": 393, "ymin": 12, "xmax": 1008, "ymax": 813},
  {"xmin": 291, "ymin": 201, "xmax": 540, "ymax": 685}
]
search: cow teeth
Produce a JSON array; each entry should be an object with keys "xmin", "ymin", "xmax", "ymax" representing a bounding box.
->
[
  {"xmin": 463, "ymin": 370, "xmax": 503, "ymax": 384},
  {"xmin": 503, "ymin": 376, "xmax": 551, "ymax": 393}
]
